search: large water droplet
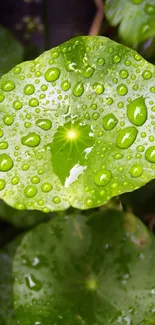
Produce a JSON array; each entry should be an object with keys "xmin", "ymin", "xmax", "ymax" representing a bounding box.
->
[
  {"xmin": 24, "ymin": 84, "xmax": 35, "ymax": 95},
  {"xmin": 142, "ymin": 70, "xmax": 152, "ymax": 80},
  {"xmin": 36, "ymin": 119, "xmax": 52, "ymax": 130},
  {"xmin": 1, "ymin": 80, "xmax": 15, "ymax": 92},
  {"xmin": 82, "ymin": 66, "xmax": 94, "ymax": 78},
  {"xmin": 21, "ymin": 133, "xmax": 41, "ymax": 147},
  {"xmin": 127, "ymin": 96, "xmax": 147, "ymax": 126},
  {"xmin": 130, "ymin": 164, "xmax": 143, "ymax": 178},
  {"xmin": 0, "ymin": 154, "xmax": 13, "ymax": 171},
  {"xmin": 24, "ymin": 185, "xmax": 37, "ymax": 198},
  {"xmin": 116, "ymin": 127, "xmax": 138, "ymax": 149},
  {"xmin": 3, "ymin": 115, "xmax": 14, "ymax": 125},
  {"xmin": 103, "ymin": 113, "xmax": 118, "ymax": 131},
  {"xmin": 45, "ymin": 67, "xmax": 60, "ymax": 82},
  {"xmin": 145, "ymin": 146, "xmax": 155, "ymax": 163},
  {"xmin": 61, "ymin": 80, "xmax": 71, "ymax": 91},
  {"xmin": 73, "ymin": 81, "xmax": 84, "ymax": 97},
  {"xmin": 116, "ymin": 84, "xmax": 128, "ymax": 96},
  {"xmin": 94, "ymin": 169, "xmax": 112, "ymax": 186},
  {"xmin": 13, "ymin": 100, "xmax": 23, "ymax": 110},
  {"xmin": 41, "ymin": 182, "xmax": 52, "ymax": 192}
]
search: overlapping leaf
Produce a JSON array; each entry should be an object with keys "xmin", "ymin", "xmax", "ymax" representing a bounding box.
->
[
  {"xmin": 13, "ymin": 209, "xmax": 155, "ymax": 324},
  {"xmin": 0, "ymin": 26, "xmax": 23, "ymax": 76},
  {"xmin": 105, "ymin": 0, "xmax": 155, "ymax": 47},
  {"xmin": 0, "ymin": 36, "xmax": 155, "ymax": 212}
]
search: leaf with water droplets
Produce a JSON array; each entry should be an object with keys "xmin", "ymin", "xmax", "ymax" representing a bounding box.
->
[
  {"xmin": 13, "ymin": 209, "xmax": 155, "ymax": 325},
  {"xmin": 105, "ymin": 0, "xmax": 155, "ymax": 47},
  {"xmin": 0, "ymin": 36, "xmax": 155, "ymax": 213},
  {"xmin": 0, "ymin": 26, "xmax": 23, "ymax": 76}
]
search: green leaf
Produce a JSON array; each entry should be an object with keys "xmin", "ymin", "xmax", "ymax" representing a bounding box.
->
[
  {"xmin": 0, "ymin": 237, "xmax": 21, "ymax": 325},
  {"xmin": 0, "ymin": 36, "xmax": 155, "ymax": 212},
  {"xmin": 0, "ymin": 199, "xmax": 52, "ymax": 227},
  {"xmin": 105, "ymin": 0, "xmax": 155, "ymax": 47},
  {"xmin": 0, "ymin": 26, "xmax": 23, "ymax": 76},
  {"xmin": 13, "ymin": 209, "xmax": 155, "ymax": 325}
]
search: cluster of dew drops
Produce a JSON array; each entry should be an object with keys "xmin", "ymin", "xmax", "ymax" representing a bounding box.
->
[{"xmin": 0, "ymin": 36, "xmax": 155, "ymax": 209}]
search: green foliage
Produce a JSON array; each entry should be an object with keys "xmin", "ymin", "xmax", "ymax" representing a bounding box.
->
[
  {"xmin": 0, "ymin": 237, "xmax": 22, "ymax": 325},
  {"xmin": 13, "ymin": 209, "xmax": 155, "ymax": 325},
  {"xmin": 105, "ymin": 0, "xmax": 155, "ymax": 48},
  {"xmin": 0, "ymin": 26, "xmax": 23, "ymax": 77},
  {"xmin": 0, "ymin": 36, "xmax": 155, "ymax": 214}
]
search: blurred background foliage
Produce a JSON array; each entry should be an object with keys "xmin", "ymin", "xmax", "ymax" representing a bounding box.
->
[{"xmin": 1, "ymin": 0, "xmax": 155, "ymax": 247}]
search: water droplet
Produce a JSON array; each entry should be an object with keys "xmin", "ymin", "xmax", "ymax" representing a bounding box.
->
[
  {"xmin": 106, "ymin": 97, "xmax": 113, "ymax": 105},
  {"xmin": 61, "ymin": 80, "xmax": 71, "ymax": 91},
  {"xmin": 21, "ymin": 133, "xmax": 41, "ymax": 147},
  {"xmin": 31, "ymin": 176, "xmax": 40, "ymax": 184},
  {"xmin": 85, "ymin": 197, "xmax": 93, "ymax": 207},
  {"xmin": 1, "ymin": 80, "xmax": 15, "ymax": 92},
  {"xmin": 25, "ymin": 274, "xmax": 42, "ymax": 291},
  {"xmin": 93, "ymin": 82, "xmax": 104, "ymax": 94},
  {"xmin": 145, "ymin": 146, "xmax": 155, "ymax": 163},
  {"xmin": 24, "ymin": 84, "xmax": 35, "ymax": 95},
  {"xmin": 92, "ymin": 112, "xmax": 100, "ymax": 120},
  {"xmin": 130, "ymin": 164, "xmax": 143, "ymax": 177},
  {"xmin": 94, "ymin": 169, "xmax": 112, "ymax": 186},
  {"xmin": 52, "ymin": 196, "xmax": 61, "ymax": 204},
  {"xmin": 134, "ymin": 53, "xmax": 142, "ymax": 61},
  {"xmin": 24, "ymin": 185, "xmax": 37, "ymax": 198},
  {"xmin": 113, "ymin": 55, "xmax": 121, "ymax": 63},
  {"xmin": 45, "ymin": 67, "xmax": 60, "ymax": 82},
  {"xmin": 0, "ymin": 141, "xmax": 8, "ymax": 149},
  {"xmin": 82, "ymin": 66, "xmax": 94, "ymax": 78},
  {"xmin": 0, "ymin": 154, "xmax": 13, "ymax": 171},
  {"xmin": 116, "ymin": 84, "xmax": 128, "ymax": 96},
  {"xmin": 0, "ymin": 93, "xmax": 4, "ymax": 102},
  {"xmin": 36, "ymin": 119, "xmax": 52, "ymax": 130},
  {"xmin": 119, "ymin": 69, "xmax": 129, "ymax": 79},
  {"xmin": 144, "ymin": 4, "xmax": 155, "ymax": 15},
  {"xmin": 15, "ymin": 202, "xmax": 26, "ymax": 210},
  {"xmin": 137, "ymin": 145, "xmax": 144, "ymax": 152},
  {"xmin": 0, "ymin": 179, "xmax": 5, "ymax": 190},
  {"xmin": 41, "ymin": 182, "xmax": 52, "ymax": 192},
  {"xmin": 97, "ymin": 58, "xmax": 105, "ymax": 66},
  {"xmin": 142, "ymin": 70, "xmax": 152, "ymax": 79},
  {"xmin": 13, "ymin": 100, "xmax": 22, "ymax": 110},
  {"xmin": 13, "ymin": 66, "xmax": 21, "ymax": 74},
  {"xmin": 116, "ymin": 126, "xmax": 138, "ymax": 149},
  {"xmin": 29, "ymin": 98, "xmax": 39, "ymax": 107},
  {"xmin": 103, "ymin": 113, "xmax": 118, "ymax": 131},
  {"xmin": 3, "ymin": 115, "xmax": 14, "ymax": 125},
  {"xmin": 11, "ymin": 176, "xmax": 19, "ymax": 185},
  {"xmin": 22, "ymin": 164, "xmax": 30, "ymax": 171},
  {"xmin": 127, "ymin": 96, "xmax": 147, "ymax": 126},
  {"xmin": 73, "ymin": 81, "xmax": 84, "ymax": 97}
]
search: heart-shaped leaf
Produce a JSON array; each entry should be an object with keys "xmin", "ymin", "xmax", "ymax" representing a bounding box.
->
[
  {"xmin": 0, "ymin": 36, "xmax": 155, "ymax": 213},
  {"xmin": 13, "ymin": 209, "xmax": 155, "ymax": 324},
  {"xmin": 0, "ymin": 26, "xmax": 23, "ymax": 76},
  {"xmin": 0, "ymin": 237, "xmax": 21, "ymax": 325},
  {"xmin": 105, "ymin": 0, "xmax": 155, "ymax": 47}
]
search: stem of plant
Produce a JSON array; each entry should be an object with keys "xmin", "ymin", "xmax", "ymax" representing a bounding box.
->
[{"xmin": 89, "ymin": 0, "xmax": 104, "ymax": 36}]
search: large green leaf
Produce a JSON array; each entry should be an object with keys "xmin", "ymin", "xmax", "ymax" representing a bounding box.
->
[
  {"xmin": 13, "ymin": 209, "xmax": 155, "ymax": 324},
  {"xmin": 0, "ymin": 237, "xmax": 21, "ymax": 325},
  {"xmin": 0, "ymin": 36, "xmax": 155, "ymax": 212},
  {"xmin": 105, "ymin": 0, "xmax": 155, "ymax": 48},
  {"xmin": 0, "ymin": 26, "xmax": 23, "ymax": 76}
]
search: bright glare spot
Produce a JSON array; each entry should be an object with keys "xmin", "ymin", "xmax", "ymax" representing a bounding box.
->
[{"xmin": 66, "ymin": 129, "xmax": 79, "ymax": 140}]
